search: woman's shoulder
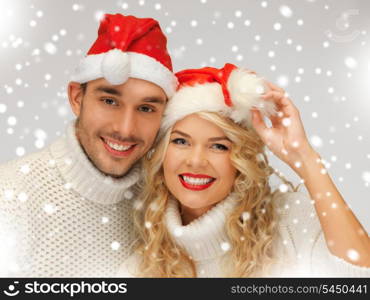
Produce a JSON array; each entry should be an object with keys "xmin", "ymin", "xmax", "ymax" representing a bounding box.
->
[
  {"xmin": 270, "ymin": 188, "xmax": 322, "ymax": 238},
  {"xmin": 271, "ymin": 188, "xmax": 316, "ymax": 218}
]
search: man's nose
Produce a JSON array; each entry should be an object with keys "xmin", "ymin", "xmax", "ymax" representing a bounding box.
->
[
  {"xmin": 116, "ymin": 108, "xmax": 137, "ymax": 137},
  {"xmin": 185, "ymin": 146, "xmax": 208, "ymax": 168}
]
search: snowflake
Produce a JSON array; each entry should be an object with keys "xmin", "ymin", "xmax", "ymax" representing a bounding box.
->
[
  {"xmin": 220, "ymin": 242, "xmax": 231, "ymax": 252},
  {"xmin": 4, "ymin": 189, "xmax": 14, "ymax": 200},
  {"xmin": 346, "ymin": 249, "xmax": 359, "ymax": 262},
  {"xmin": 279, "ymin": 5, "xmax": 293, "ymax": 18},
  {"xmin": 111, "ymin": 241, "xmax": 121, "ymax": 251},
  {"xmin": 124, "ymin": 190, "xmax": 133, "ymax": 199},
  {"xmin": 16, "ymin": 147, "xmax": 25, "ymax": 157},
  {"xmin": 7, "ymin": 116, "xmax": 17, "ymax": 126},
  {"xmin": 282, "ymin": 117, "xmax": 291, "ymax": 127},
  {"xmin": 310, "ymin": 135, "xmax": 323, "ymax": 148},
  {"xmin": 279, "ymin": 184, "xmax": 289, "ymax": 193},
  {"xmin": 64, "ymin": 182, "xmax": 72, "ymax": 190},
  {"xmin": 20, "ymin": 164, "xmax": 31, "ymax": 174},
  {"xmin": 241, "ymin": 211, "xmax": 250, "ymax": 222},
  {"xmin": 344, "ymin": 57, "xmax": 357, "ymax": 69},
  {"xmin": 145, "ymin": 221, "xmax": 152, "ymax": 229},
  {"xmin": 277, "ymin": 75, "xmax": 289, "ymax": 87},
  {"xmin": 44, "ymin": 42, "xmax": 57, "ymax": 55},
  {"xmin": 362, "ymin": 171, "xmax": 370, "ymax": 183},
  {"xmin": 17, "ymin": 192, "xmax": 28, "ymax": 202},
  {"xmin": 173, "ymin": 227, "xmax": 183, "ymax": 237},
  {"xmin": 273, "ymin": 23, "xmax": 282, "ymax": 31},
  {"xmin": 43, "ymin": 203, "xmax": 57, "ymax": 214},
  {"xmin": 0, "ymin": 103, "xmax": 7, "ymax": 113}
]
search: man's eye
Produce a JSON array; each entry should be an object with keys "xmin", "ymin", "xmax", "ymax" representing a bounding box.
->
[
  {"xmin": 138, "ymin": 106, "xmax": 155, "ymax": 113},
  {"xmin": 211, "ymin": 143, "xmax": 229, "ymax": 151},
  {"xmin": 170, "ymin": 138, "xmax": 188, "ymax": 145},
  {"xmin": 102, "ymin": 98, "xmax": 117, "ymax": 106}
]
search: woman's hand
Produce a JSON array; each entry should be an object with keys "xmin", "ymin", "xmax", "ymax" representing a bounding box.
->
[
  {"xmin": 251, "ymin": 81, "xmax": 370, "ymax": 268},
  {"xmin": 250, "ymin": 81, "xmax": 316, "ymax": 170}
]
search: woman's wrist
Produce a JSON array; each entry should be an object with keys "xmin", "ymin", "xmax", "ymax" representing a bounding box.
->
[{"xmin": 290, "ymin": 143, "xmax": 321, "ymax": 178}]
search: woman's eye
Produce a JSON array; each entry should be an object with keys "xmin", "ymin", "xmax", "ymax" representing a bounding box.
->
[
  {"xmin": 170, "ymin": 138, "xmax": 188, "ymax": 145},
  {"xmin": 212, "ymin": 143, "xmax": 229, "ymax": 151},
  {"xmin": 138, "ymin": 106, "xmax": 155, "ymax": 113},
  {"xmin": 102, "ymin": 98, "xmax": 117, "ymax": 106}
]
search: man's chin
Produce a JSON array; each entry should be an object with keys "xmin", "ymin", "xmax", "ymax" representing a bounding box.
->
[
  {"xmin": 89, "ymin": 158, "xmax": 134, "ymax": 179},
  {"xmin": 99, "ymin": 165, "xmax": 132, "ymax": 179}
]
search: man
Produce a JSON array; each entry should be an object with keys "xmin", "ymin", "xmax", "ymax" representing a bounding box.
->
[{"xmin": 0, "ymin": 14, "xmax": 177, "ymax": 277}]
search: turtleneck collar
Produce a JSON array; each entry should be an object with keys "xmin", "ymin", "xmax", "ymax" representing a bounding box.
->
[
  {"xmin": 49, "ymin": 121, "xmax": 141, "ymax": 205},
  {"xmin": 165, "ymin": 193, "xmax": 239, "ymax": 262}
]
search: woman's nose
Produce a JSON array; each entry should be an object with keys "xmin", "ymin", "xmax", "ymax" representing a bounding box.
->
[{"xmin": 185, "ymin": 147, "xmax": 208, "ymax": 168}]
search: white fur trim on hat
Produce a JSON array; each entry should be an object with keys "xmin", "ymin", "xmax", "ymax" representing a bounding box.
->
[
  {"xmin": 72, "ymin": 50, "xmax": 178, "ymax": 97},
  {"xmin": 227, "ymin": 68, "xmax": 277, "ymax": 126},
  {"xmin": 160, "ymin": 69, "xmax": 277, "ymax": 133},
  {"xmin": 102, "ymin": 49, "xmax": 130, "ymax": 85}
]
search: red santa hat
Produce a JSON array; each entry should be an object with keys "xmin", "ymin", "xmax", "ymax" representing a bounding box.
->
[
  {"xmin": 72, "ymin": 14, "xmax": 178, "ymax": 98},
  {"xmin": 161, "ymin": 63, "xmax": 277, "ymax": 132}
]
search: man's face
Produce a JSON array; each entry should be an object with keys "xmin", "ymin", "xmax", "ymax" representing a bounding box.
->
[{"xmin": 69, "ymin": 77, "xmax": 167, "ymax": 178}]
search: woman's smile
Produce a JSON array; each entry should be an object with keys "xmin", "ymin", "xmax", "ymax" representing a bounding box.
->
[{"xmin": 178, "ymin": 173, "xmax": 216, "ymax": 191}]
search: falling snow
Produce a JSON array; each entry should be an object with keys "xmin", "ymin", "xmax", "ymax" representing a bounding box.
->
[{"xmin": 0, "ymin": 1, "xmax": 369, "ymax": 265}]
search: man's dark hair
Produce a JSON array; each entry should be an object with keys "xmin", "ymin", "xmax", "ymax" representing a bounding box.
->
[{"xmin": 80, "ymin": 82, "xmax": 88, "ymax": 94}]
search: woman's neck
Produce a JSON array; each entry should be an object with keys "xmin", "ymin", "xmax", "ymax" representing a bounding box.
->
[{"xmin": 180, "ymin": 203, "xmax": 215, "ymax": 225}]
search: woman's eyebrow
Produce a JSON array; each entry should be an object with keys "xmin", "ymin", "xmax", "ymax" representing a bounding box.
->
[
  {"xmin": 208, "ymin": 136, "xmax": 231, "ymax": 142},
  {"xmin": 171, "ymin": 130, "xmax": 230, "ymax": 142},
  {"xmin": 171, "ymin": 130, "xmax": 190, "ymax": 137}
]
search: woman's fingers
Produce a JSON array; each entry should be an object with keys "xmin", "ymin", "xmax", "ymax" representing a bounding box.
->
[
  {"xmin": 262, "ymin": 91, "xmax": 298, "ymax": 118},
  {"xmin": 265, "ymin": 81, "xmax": 285, "ymax": 93},
  {"xmin": 251, "ymin": 109, "xmax": 267, "ymax": 134}
]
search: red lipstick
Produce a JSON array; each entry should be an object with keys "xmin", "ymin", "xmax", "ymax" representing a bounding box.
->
[{"xmin": 179, "ymin": 173, "xmax": 216, "ymax": 191}]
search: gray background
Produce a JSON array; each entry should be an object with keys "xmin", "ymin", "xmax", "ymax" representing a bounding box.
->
[{"xmin": 0, "ymin": 0, "xmax": 369, "ymax": 231}]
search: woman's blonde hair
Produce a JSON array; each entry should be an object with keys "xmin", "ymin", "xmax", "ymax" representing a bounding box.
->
[{"xmin": 132, "ymin": 111, "xmax": 299, "ymax": 277}]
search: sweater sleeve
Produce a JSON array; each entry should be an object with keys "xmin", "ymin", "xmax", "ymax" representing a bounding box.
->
[
  {"xmin": 273, "ymin": 190, "xmax": 370, "ymax": 277},
  {"xmin": 0, "ymin": 161, "xmax": 31, "ymax": 276}
]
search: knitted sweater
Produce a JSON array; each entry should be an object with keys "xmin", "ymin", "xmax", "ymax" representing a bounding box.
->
[
  {"xmin": 0, "ymin": 122, "xmax": 141, "ymax": 277},
  {"xmin": 117, "ymin": 191, "xmax": 370, "ymax": 277}
]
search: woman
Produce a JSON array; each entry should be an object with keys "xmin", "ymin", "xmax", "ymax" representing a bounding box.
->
[{"xmin": 118, "ymin": 63, "xmax": 370, "ymax": 277}]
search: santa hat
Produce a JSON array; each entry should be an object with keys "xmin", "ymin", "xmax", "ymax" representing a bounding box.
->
[
  {"xmin": 72, "ymin": 14, "xmax": 178, "ymax": 98},
  {"xmin": 161, "ymin": 63, "xmax": 277, "ymax": 132}
]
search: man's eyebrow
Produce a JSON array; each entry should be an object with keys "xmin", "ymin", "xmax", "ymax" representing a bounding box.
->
[
  {"xmin": 171, "ymin": 130, "xmax": 231, "ymax": 142},
  {"xmin": 94, "ymin": 86, "xmax": 122, "ymax": 97},
  {"xmin": 142, "ymin": 97, "xmax": 166, "ymax": 105}
]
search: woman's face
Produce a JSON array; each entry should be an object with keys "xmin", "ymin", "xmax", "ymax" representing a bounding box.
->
[{"xmin": 163, "ymin": 114, "xmax": 237, "ymax": 221}]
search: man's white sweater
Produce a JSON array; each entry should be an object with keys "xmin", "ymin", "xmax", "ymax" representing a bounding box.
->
[
  {"xmin": 0, "ymin": 122, "xmax": 141, "ymax": 277},
  {"xmin": 118, "ymin": 191, "xmax": 370, "ymax": 277}
]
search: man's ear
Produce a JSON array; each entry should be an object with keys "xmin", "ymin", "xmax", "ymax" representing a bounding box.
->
[{"xmin": 68, "ymin": 82, "xmax": 85, "ymax": 117}]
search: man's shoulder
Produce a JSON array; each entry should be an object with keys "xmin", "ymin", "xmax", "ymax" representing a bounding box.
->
[{"xmin": 0, "ymin": 142, "xmax": 55, "ymax": 183}]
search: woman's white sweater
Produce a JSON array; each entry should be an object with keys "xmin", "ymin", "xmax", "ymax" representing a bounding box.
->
[{"xmin": 118, "ymin": 191, "xmax": 370, "ymax": 277}]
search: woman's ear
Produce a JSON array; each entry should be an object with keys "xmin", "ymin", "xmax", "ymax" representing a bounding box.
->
[{"xmin": 68, "ymin": 82, "xmax": 85, "ymax": 117}]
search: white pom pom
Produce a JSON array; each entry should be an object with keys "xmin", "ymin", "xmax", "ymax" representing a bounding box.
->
[
  {"xmin": 101, "ymin": 49, "xmax": 130, "ymax": 85},
  {"xmin": 227, "ymin": 68, "xmax": 277, "ymax": 127}
]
